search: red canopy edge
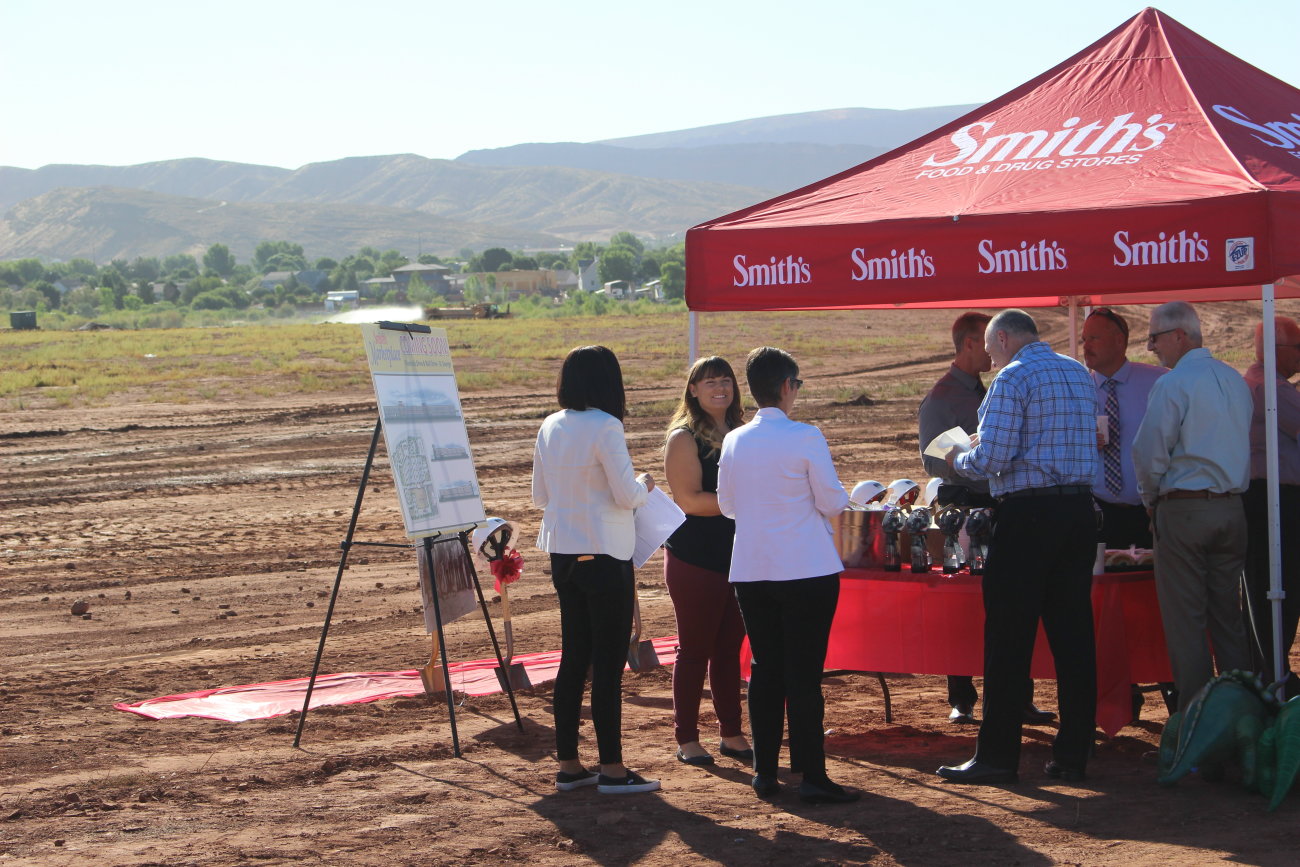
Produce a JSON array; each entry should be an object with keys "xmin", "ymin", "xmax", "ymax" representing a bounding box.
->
[{"xmin": 686, "ymin": 8, "xmax": 1300, "ymax": 312}]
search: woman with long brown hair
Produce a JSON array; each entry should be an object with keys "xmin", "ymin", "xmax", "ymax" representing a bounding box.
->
[{"xmin": 662, "ymin": 355, "xmax": 752, "ymax": 766}]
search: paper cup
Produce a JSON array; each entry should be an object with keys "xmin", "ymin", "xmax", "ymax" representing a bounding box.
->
[{"xmin": 1097, "ymin": 414, "xmax": 1109, "ymax": 445}]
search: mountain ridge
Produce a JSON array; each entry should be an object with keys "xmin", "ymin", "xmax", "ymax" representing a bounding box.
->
[{"xmin": 0, "ymin": 105, "xmax": 978, "ymax": 260}]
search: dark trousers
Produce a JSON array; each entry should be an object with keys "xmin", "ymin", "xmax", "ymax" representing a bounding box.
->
[
  {"xmin": 734, "ymin": 573, "xmax": 839, "ymax": 781},
  {"xmin": 975, "ymin": 494, "xmax": 1097, "ymax": 770},
  {"xmin": 664, "ymin": 550, "xmax": 746, "ymax": 745},
  {"xmin": 551, "ymin": 553, "xmax": 634, "ymax": 765},
  {"xmin": 1097, "ymin": 498, "xmax": 1154, "ymax": 549},
  {"xmin": 946, "ymin": 675, "xmax": 1036, "ymax": 710},
  {"xmin": 1244, "ymin": 480, "xmax": 1300, "ymax": 684}
]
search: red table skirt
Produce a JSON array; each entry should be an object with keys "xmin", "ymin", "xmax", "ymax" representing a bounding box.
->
[{"xmin": 746, "ymin": 567, "xmax": 1172, "ymax": 738}]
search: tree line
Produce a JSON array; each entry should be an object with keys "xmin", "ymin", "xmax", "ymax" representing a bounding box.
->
[{"xmin": 0, "ymin": 233, "xmax": 687, "ymax": 318}]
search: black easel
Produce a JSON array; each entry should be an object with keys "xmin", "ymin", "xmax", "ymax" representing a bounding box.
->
[{"xmin": 293, "ymin": 321, "xmax": 524, "ymax": 754}]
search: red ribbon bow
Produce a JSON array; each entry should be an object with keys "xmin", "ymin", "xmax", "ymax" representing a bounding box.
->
[{"xmin": 490, "ymin": 549, "xmax": 523, "ymax": 593}]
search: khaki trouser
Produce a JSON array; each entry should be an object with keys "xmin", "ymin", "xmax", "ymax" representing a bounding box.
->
[{"xmin": 1153, "ymin": 496, "xmax": 1251, "ymax": 711}]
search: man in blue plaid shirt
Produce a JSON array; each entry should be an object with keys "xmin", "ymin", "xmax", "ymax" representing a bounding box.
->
[{"xmin": 936, "ymin": 309, "xmax": 1099, "ymax": 786}]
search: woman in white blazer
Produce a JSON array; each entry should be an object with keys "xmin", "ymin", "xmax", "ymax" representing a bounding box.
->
[
  {"xmin": 532, "ymin": 345, "xmax": 660, "ymax": 795},
  {"xmin": 717, "ymin": 346, "xmax": 858, "ymax": 804}
]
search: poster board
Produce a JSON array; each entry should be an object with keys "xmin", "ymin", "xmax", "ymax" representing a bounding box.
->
[{"xmin": 359, "ymin": 324, "xmax": 486, "ymax": 539}]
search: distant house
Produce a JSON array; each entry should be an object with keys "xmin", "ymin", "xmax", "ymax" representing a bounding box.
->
[
  {"xmin": 553, "ymin": 268, "xmax": 578, "ymax": 290},
  {"xmin": 456, "ymin": 269, "xmax": 557, "ymax": 300},
  {"xmin": 391, "ymin": 262, "xmax": 452, "ymax": 294},
  {"xmin": 260, "ymin": 269, "xmax": 329, "ymax": 292},
  {"xmin": 260, "ymin": 271, "xmax": 295, "ymax": 289},
  {"xmin": 361, "ymin": 276, "xmax": 398, "ymax": 299},
  {"xmin": 576, "ymin": 258, "xmax": 601, "ymax": 293}
]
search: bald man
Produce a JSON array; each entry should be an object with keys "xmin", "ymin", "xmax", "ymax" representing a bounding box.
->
[{"xmin": 1243, "ymin": 316, "xmax": 1300, "ymax": 694}]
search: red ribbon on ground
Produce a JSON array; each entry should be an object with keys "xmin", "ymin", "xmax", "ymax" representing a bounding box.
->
[{"xmin": 490, "ymin": 549, "xmax": 523, "ymax": 593}]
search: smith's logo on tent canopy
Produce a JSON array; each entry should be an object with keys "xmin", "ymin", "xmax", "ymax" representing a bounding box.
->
[
  {"xmin": 850, "ymin": 247, "xmax": 935, "ymax": 281},
  {"xmin": 1212, "ymin": 105, "xmax": 1300, "ymax": 158},
  {"xmin": 731, "ymin": 254, "xmax": 812, "ymax": 287},
  {"xmin": 977, "ymin": 239, "xmax": 1068, "ymax": 275},
  {"xmin": 921, "ymin": 113, "xmax": 1176, "ymax": 169},
  {"xmin": 1112, "ymin": 230, "xmax": 1209, "ymax": 267}
]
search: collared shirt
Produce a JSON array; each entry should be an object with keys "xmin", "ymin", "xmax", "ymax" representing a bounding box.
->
[
  {"xmin": 917, "ymin": 364, "xmax": 990, "ymax": 495},
  {"xmin": 1132, "ymin": 347, "xmax": 1251, "ymax": 506},
  {"xmin": 718, "ymin": 406, "xmax": 848, "ymax": 582},
  {"xmin": 953, "ymin": 341, "xmax": 1098, "ymax": 498},
  {"xmin": 1091, "ymin": 360, "xmax": 1166, "ymax": 506},
  {"xmin": 1244, "ymin": 361, "xmax": 1300, "ymax": 484}
]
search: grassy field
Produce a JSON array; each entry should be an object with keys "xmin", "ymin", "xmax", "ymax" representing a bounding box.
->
[{"xmin": 0, "ymin": 311, "xmax": 924, "ymax": 410}]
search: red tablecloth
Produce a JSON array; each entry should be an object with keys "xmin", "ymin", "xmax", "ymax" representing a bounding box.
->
[{"xmin": 747, "ymin": 567, "xmax": 1172, "ymax": 738}]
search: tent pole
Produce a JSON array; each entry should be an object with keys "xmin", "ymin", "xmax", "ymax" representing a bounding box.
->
[
  {"xmin": 1068, "ymin": 297, "xmax": 1079, "ymax": 359},
  {"xmin": 689, "ymin": 310, "xmax": 699, "ymax": 364},
  {"xmin": 1262, "ymin": 283, "xmax": 1286, "ymax": 689}
]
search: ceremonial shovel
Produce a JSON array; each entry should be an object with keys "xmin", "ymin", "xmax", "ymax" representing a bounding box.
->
[
  {"xmin": 626, "ymin": 588, "xmax": 661, "ymax": 672},
  {"xmin": 419, "ymin": 631, "xmax": 449, "ymax": 698},
  {"xmin": 493, "ymin": 581, "xmax": 532, "ymax": 691}
]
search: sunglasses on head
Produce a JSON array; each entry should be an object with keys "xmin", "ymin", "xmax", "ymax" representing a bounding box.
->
[{"xmin": 1087, "ymin": 306, "xmax": 1129, "ymax": 339}]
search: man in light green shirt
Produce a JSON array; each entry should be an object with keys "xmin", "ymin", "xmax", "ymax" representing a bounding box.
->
[{"xmin": 1132, "ymin": 301, "xmax": 1252, "ymax": 711}]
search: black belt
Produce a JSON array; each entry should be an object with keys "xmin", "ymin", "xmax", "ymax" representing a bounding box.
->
[{"xmin": 1000, "ymin": 484, "xmax": 1091, "ymax": 501}]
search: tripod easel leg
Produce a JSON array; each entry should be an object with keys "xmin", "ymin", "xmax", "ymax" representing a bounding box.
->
[{"xmin": 424, "ymin": 535, "xmax": 462, "ymax": 757}]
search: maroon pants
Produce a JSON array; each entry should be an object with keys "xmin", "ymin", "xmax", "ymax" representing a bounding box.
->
[{"xmin": 664, "ymin": 549, "xmax": 746, "ymax": 745}]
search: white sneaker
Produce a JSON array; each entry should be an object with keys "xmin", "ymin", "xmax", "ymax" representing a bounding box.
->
[{"xmin": 596, "ymin": 771, "xmax": 661, "ymax": 794}]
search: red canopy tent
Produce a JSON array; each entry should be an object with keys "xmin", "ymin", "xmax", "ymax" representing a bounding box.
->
[
  {"xmin": 685, "ymin": 7, "xmax": 1300, "ymax": 682},
  {"xmin": 686, "ymin": 7, "xmax": 1300, "ymax": 311}
]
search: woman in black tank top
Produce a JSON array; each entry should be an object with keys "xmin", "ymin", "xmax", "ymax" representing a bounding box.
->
[{"xmin": 663, "ymin": 356, "xmax": 752, "ymax": 766}]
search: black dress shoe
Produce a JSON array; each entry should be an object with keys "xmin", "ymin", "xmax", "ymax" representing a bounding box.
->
[
  {"xmin": 936, "ymin": 759, "xmax": 1018, "ymax": 785},
  {"xmin": 798, "ymin": 778, "xmax": 861, "ymax": 804},
  {"xmin": 1022, "ymin": 703, "xmax": 1057, "ymax": 725},
  {"xmin": 752, "ymin": 774, "xmax": 781, "ymax": 797},
  {"xmin": 1044, "ymin": 760, "xmax": 1086, "ymax": 782},
  {"xmin": 676, "ymin": 749, "xmax": 715, "ymax": 766},
  {"xmin": 719, "ymin": 744, "xmax": 754, "ymax": 762},
  {"xmin": 948, "ymin": 704, "xmax": 977, "ymax": 724}
]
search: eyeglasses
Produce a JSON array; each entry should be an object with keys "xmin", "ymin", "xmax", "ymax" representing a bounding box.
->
[
  {"xmin": 1146, "ymin": 328, "xmax": 1178, "ymax": 345},
  {"xmin": 1087, "ymin": 306, "xmax": 1129, "ymax": 339},
  {"xmin": 791, "ymin": 378, "xmax": 804, "ymax": 389}
]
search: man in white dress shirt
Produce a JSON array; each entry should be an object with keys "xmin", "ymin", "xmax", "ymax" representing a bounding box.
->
[
  {"xmin": 1132, "ymin": 301, "xmax": 1253, "ymax": 711},
  {"xmin": 718, "ymin": 346, "xmax": 857, "ymax": 804},
  {"xmin": 1082, "ymin": 307, "xmax": 1165, "ymax": 548}
]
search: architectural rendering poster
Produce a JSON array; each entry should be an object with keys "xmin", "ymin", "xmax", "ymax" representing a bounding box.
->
[{"xmin": 360, "ymin": 324, "xmax": 486, "ymax": 540}]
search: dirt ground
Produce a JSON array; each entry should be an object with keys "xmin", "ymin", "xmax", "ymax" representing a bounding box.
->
[{"xmin": 3, "ymin": 306, "xmax": 1299, "ymax": 866}]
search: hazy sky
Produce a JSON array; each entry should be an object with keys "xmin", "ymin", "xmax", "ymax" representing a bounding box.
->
[{"xmin": 3, "ymin": 0, "xmax": 1297, "ymax": 170}]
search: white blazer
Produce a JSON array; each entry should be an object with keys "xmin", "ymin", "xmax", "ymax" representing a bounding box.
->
[
  {"xmin": 718, "ymin": 407, "xmax": 848, "ymax": 582},
  {"xmin": 532, "ymin": 408, "xmax": 648, "ymax": 560}
]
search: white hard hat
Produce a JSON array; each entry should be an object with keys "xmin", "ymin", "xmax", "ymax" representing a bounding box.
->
[
  {"xmin": 471, "ymin": 517, "xmax": 515, "ymax": 561},
  {"xmin": 924, "ymin": 478, "xmax": 943, "ymax": 507},
  {"xmin": 849, "ymin": 480, "xmax": 887, "ymax": 509},
  {"xmin": 886, "ymin": 479, "xmax": 920, "ymax": 507}
]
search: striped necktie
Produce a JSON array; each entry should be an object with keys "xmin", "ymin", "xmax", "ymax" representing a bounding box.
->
[{"xmin": 1103, "ymin": 379, "xmax": 1122, "ymax": 496}]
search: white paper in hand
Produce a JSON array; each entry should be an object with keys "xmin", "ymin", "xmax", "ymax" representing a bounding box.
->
[
  {"xmin": 633, "ymin": 487, "xmax": 687, "ymax": 568},
  {"xmin": 924, "ymin": 426, "xmax": 973, "ymax": 460}
]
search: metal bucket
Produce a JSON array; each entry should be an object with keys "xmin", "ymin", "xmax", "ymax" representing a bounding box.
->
[{"xmin": 835, "ymin": 508, "xmax": 888, "ymax": 569}]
